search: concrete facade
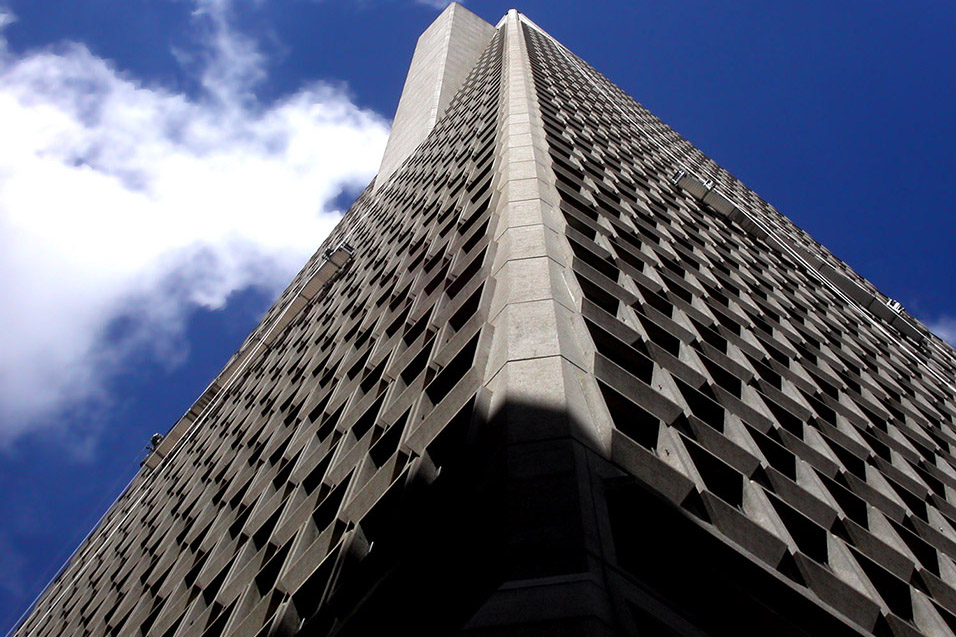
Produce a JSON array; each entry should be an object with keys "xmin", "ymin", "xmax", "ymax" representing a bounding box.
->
[
  {"xmin": 14, "ymin": 8, "xmax": 956, "ymax": 637},
  {"xmin": 375, "ymin": 3, "xmax": 494, "ymax": 190}
]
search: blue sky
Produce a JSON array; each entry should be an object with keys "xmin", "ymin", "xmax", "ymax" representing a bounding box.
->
[{"xmin": 0, "ymin": 0, "xmax": 954, "ymax": 631}]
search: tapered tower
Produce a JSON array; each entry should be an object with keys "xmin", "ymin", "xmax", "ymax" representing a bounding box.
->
[{"xmin": 15, "ymin": 6, "xmax": 956, "ymax": 636}]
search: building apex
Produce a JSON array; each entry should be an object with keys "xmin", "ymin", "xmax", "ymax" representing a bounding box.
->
[{"xmin": 374, "ymin": 1, "xmax": 494, "ymax": 191}]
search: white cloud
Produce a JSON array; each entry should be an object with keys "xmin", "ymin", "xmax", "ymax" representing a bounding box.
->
[
  {"xmin": 928, "ymin": 317, "xmax": 956, "ymax": 347},
  {"xmin": 0, "ymin": 3, "xmax": 389, "ymax": 442}
]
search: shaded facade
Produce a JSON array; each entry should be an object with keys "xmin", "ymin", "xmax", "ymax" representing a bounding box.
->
[{"xmin": 15, "ymin": 6, "xmax": 956, "ymax": 636}]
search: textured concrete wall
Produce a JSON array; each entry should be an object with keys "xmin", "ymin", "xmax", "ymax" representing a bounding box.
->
[
  {"xmin": 374, "ymin": 3, "xmax": 494, "ymax": 190},
  {"xmin": 482, "ymin": 10, "xmax": 611, "ymax": 454}
]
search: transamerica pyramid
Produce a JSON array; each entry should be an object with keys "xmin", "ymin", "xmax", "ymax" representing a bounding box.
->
[{"xmin": 15, "ymin": 5, "xmax": 956, "ymax": 635}]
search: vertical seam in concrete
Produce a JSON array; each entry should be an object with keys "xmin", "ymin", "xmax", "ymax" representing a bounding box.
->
[{"xmin": 479, "ymin": 11, "xmax": 611, "ymax": 454}]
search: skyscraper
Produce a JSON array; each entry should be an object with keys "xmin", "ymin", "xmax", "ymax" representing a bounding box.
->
[{"xmin": 14, "ymin": 4, "xmax": 956, "ymax": 635}]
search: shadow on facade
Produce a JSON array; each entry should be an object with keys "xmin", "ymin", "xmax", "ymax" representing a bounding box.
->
[{"xmin": 286, "ymin": 398, "xmax": 862, "ymax": 636}]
